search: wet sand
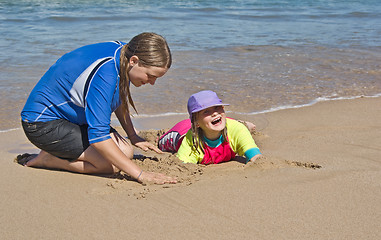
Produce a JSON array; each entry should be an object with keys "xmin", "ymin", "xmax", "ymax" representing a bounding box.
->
[{"xmin": 1, "ymin": 96, "xmax": 380, "ymax": 239}]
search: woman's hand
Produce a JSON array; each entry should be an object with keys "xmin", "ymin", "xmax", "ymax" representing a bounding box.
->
[
  {"xmin": 137, "ymin": 170, "xmax": 177, "ymax": 185},
  {"xmin": 129, "ymin": 134, "xmax": 163, "ymax": 154}
]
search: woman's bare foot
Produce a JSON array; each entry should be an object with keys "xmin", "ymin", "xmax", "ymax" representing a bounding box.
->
[
  {"xmin": 15, "ymin": 153, "xmax": 38, "ymax": 166},
  {"xmin": 21, "ymin": 151, "xmax": 55, "ymax": 168}
]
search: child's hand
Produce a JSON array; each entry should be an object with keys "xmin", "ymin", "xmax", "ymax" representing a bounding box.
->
[
  {"xmin": 245, "ymin": 154, "xmax": 264, "ymax": 166},
  {"xmin": 249, "ymin": 154, "xmax": 263, "ymax": 163}
]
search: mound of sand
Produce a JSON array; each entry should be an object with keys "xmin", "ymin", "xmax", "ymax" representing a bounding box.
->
[{"xmin": 107, "ymin": 128, "xmax": 321, "ymax": 199}]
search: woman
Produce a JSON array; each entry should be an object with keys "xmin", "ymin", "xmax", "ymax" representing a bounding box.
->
[{"xmin": 19, "ymin": 32, "xmax": 176, "ymax": 184}]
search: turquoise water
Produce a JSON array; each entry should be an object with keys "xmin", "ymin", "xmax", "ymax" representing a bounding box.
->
[{"xmin": 1, "ymin": 0, "xmax": 381, "ymax": 130}]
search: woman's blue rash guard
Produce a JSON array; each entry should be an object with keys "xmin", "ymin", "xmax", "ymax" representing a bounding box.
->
[{"xmin": 21, "ymin": 41, "xmax": 125, "ymax": 145}]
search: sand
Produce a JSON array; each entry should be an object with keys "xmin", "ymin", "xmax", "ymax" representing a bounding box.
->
[{"xmin": 1, "ymin": 96, "xmax": 380, "ymax": 239}]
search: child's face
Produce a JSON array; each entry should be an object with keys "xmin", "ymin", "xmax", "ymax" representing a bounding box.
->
[{"xmin": 196, "ymin": 105, "xmax": 226, "ymax": 140}]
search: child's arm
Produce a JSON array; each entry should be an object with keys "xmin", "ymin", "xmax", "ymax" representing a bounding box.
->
[
  {"xmin": 227, "ymin": 119, "xmax": 262, "ymax": 163},
  {"xmin": 244, "ymin": 147, "xmax": 262, "ymax": 163}
]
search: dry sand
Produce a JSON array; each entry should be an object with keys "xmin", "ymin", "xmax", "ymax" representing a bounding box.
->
[{"xmin": 1, "ymin": 97, "xmax": 380, "ymax": 239}]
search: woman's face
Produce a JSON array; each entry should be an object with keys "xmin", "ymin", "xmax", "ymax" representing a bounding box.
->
[
  {"xmin": 196, "ymin": 105, "xmax": 226, "ymax": 140},
  {"xmin": 127, "ymin": 56, "xmax": 168, "ymax": 87}
]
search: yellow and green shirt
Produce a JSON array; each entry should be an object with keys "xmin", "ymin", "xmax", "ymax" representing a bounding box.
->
[{"xmin": 177, "ymin": 118, "xmax": 261, "ymax": 164}]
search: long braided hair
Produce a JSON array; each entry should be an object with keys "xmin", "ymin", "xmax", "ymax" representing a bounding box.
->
[{"xmin": 119, "ymin": 32, "xmax": 172, "ymax": 116}]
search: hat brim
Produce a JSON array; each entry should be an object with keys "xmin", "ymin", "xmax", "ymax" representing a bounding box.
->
[{"xmin": 190, "ymin": 103, "xmax": 229, "ymax": 117}]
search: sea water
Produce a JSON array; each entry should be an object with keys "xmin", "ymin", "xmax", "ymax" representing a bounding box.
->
[{"xmin": 1, "ymin": 0, "xmax": 381, "ymax": 131}]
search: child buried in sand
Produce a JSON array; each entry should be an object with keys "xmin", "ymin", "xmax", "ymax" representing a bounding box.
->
[{"xmin": 158, "ymin": 90, "xmax": 262, "ymax": 165}]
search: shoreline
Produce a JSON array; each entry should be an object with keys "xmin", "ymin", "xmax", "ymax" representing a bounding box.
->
[
  {"xmin": 1, "ymin": 96, "xmax": 380, "ymax": 239},
  {"xmin": 122, "ymin": 93, "xmax": 381, "ymax": 133},
  {"xmin": 4, "ymin": 93, "xmax": 380, "ymax": 133}
]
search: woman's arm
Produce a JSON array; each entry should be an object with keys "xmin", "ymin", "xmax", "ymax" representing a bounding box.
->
[
  {"xmin": 115, "ymin": 106, "xmax": 162, "ymax": 153},
  {"xmin": 93, "ymin": 139, "xmax": 176, "ymax": 184},
  {"xmin": 114, "ymin": 106, "xmax": 138, "ymax": 138},
  {"xmin": 113, "ymin": 106, "xmax": 175, "ymax": 183},
  {"xmin": 92, "ymin": 139, "xmax": 141, "ymax": 178}
]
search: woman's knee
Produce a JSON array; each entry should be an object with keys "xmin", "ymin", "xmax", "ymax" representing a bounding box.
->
[{"xmin": 111, "ymin": 132, "xmax": 134, "ymax": 159}]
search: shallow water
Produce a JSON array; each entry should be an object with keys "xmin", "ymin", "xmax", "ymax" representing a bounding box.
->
[{"xmin": 1, "ymin": 0, "xmax": 380, "ymax": 131}]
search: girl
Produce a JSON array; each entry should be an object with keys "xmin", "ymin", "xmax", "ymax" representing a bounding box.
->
[
  {"xmin": 158, "ymin": 90, "xmax": 262, "ymax": 164},
  {"xmin": 19, "ymin": 32, "xmax": 176, "ymax": 184}
]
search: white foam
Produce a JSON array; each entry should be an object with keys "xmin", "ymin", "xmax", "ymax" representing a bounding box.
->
[
  {"xmin": 130, "ymin": 112, "xmax": 188, "ymax": 119},
  {"xmin": 235, "ymin": 93, "xmax": 381, "ymax": 116},
  {"xmin": 129, "ymin": 93, "xmax": 381, "ymax": 119},
  {"xmin": 0, "ymin": 127, "xmax": 21, "ymax": 133},
  {"xmin": 3, "ymin": 93, "xmax": 381, "ymax": 133}
]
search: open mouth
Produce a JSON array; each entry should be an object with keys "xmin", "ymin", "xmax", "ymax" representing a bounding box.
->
[{"xmin": 211, "ymin": 117, "xmax": 222, "ymax": 125}]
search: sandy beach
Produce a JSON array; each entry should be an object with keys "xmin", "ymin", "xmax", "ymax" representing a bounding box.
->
[{"xmin": 1, "ymin": 96, "xmax": 380, "ymax": 239}]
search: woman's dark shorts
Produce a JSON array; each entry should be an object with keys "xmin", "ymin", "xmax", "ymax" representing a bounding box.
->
[
  {"xmin": 22, "ymin": 119, "xmax": 117, "ymax": 162},
  {"xmin": 22, "ymin": 119, "xmax": 90, "ymax": 161}
]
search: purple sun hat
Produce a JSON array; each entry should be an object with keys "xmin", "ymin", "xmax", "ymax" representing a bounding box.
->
[{"xmin": 187, "ymin": 90, "xmax": 229, "ymax": 118}]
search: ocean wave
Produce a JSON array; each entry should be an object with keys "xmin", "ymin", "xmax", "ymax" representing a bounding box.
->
[
  {"xmin": 3, "ymin": 94, "xmax": 380, "ymax": 133},
  {"xmin": 47, "ymin": 15, "xmax": 129, "ymax": 22},
  {"xmin": 236, "ymin": 93, "xmax": 381, "ymax": 116},
  {"xmin": 131, "ymin": 112, "xmax": 188, "ymax": 119},
  {"xmin": 125, "ymin": 93, "xmax": 381, "ymax": 119}
]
